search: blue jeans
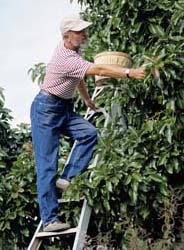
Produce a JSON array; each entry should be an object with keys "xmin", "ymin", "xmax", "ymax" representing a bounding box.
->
[{"xmin": 30, "ymin": 90, "xmax": 98, "ymax": 225}]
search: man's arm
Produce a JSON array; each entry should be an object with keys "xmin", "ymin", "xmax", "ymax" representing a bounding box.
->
[
  {"xmin": 77, "ymin": 80, "xmax": 97, "ymax": 110},
  {"xmin": 86, "ymin": 64, "xmax": 146, "ymax": 79}
]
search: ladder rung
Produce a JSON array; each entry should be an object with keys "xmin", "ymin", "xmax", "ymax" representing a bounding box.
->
[
  {"xmin": 36, "ymin": 228, "xmax": 78, "ymax": 238},
  {"xmin": 58, "ymin": 197, "xmax": 84, "ymax": 203}
]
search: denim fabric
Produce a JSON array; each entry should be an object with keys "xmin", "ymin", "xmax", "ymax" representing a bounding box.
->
[{"xmin": 30, "ymin": 91, "xmax": 98, "ymax": 225}]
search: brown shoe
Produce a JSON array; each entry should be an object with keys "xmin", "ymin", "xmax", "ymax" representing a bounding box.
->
[
  {"xmin": 43, "ymin": 221, "xmax": 70, "ymax": 232},
  {"xmin": 56, "ymin": 178, "xmax": 70, "ymax": 191}
]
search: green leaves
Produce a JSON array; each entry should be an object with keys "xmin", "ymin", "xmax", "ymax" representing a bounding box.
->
[
  {"xmin": 0, "ymin": 89, "xmax": 37, "ymax": 249},
  {"xmin": 148, "ymin": 24, "xmax": 166, "ymax": 37},
  {"xmin": 2, "ymin": 0, "xmax": 182, "ymax": 248},
  {"xmin": 75, "ymin": 0, "xmax": 184, "ymax": 242},
  {"xmin": 27, "ymin": 62, "xmax": 46, "ymax": 85}
]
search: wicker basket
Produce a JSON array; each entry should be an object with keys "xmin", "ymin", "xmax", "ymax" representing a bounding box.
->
[{"xmin": 94, "ymin": 51, "xmax": 133, "ymax": 85}]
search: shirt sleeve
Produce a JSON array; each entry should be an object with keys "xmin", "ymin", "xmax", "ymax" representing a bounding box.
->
[{"xmin": 62, "ymin": 53, "xmax": 93, "ymax": 79}]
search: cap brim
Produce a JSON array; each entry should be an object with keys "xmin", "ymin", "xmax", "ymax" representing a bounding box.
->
[{"xmin": 70, "ymin": 21, "xmax": 92, "ymax": 32}]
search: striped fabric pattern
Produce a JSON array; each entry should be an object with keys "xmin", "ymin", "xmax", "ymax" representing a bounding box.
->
[{"xmin": 41, "ymin": 42, "xmax": 93, "ymax": 99}]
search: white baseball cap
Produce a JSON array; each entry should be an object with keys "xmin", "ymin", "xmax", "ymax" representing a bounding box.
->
[{"xmin": 60, "ymin": 15, "xmax": 92, "ymax": 35}]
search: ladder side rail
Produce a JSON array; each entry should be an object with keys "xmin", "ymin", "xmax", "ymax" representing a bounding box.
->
[
  {"xmin": 72, "ymin": 199, "xmax": 92, "ymax": 250},
  {"xmin": 27, "ymin": 220, "xmax": 43, "ymax": 250},
  {"xmin": 66, "ymin": 88, "xmax": 106, "ymax": 249}
]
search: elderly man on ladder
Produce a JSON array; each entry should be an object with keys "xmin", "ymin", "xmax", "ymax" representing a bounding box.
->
[{"xmin": 30, "ymin": 15, "xmax": 146, "ymax": 232}]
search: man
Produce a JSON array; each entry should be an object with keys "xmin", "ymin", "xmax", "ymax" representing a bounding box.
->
[{"xmin": 30, "ymin": 15, "xmax": 146, "ymax": 232}]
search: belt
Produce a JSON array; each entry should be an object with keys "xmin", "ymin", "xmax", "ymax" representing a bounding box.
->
[{"xmin": 40, "ymin": 89, "xmax": 73, "ymax": 103}]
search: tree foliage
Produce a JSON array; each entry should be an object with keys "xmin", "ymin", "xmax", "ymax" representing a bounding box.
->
[
  {"xmin": 1, "ymin": 0, "xmax": 184, "ymax": 249},
  {"xmin": 68, "ymin": 0, "xmax": 184, "ymax": 248},
  {"xmin": 0, "ymin": 88, "xmax": 37, "ymax": 249}
]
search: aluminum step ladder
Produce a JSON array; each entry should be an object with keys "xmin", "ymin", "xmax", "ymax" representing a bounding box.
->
[{"xmin": 27, "ymin": 86, "xmax": 113, "ymax": 250}]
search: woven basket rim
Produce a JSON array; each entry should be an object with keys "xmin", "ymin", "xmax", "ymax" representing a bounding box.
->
[{"xmin": 94, "ymin": 51, "xmax": 132, "ymax": 60}]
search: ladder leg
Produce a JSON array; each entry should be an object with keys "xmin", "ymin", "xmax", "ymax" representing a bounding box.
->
[
  {"xmin": 72, "ymin": 199, "xmax": 92, "ymax": 250},
  {"xmin": 27, "ymin": 221, "xmax": 43, "ymax": 250},
  {"xmin": 28, "ymin": 238, "xmax": 42, "ymax": 250}
]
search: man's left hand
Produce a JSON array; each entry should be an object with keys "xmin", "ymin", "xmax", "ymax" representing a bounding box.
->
[{"xmin": 84, "ymin": 99, "xmax": 98, "ymax": 111}]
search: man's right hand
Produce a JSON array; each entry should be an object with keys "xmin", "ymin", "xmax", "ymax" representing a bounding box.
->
[{"xmin": 129, "ymin": 68, "xmax": 146, "ymax": 79}]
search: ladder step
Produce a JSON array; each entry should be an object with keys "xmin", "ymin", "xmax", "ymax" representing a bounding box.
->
[
  {"xmin": 58, "ymin": 197, "xmax": 84, "ymax": 204},
  {"xmin": 36, "ymin": 227, "xmax": 78, "ymax": 238}
]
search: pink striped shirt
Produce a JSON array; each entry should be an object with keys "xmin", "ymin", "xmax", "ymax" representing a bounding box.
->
[{"xmin": 41, "ymin": 42, "xmax": 93, "ymax": 99}]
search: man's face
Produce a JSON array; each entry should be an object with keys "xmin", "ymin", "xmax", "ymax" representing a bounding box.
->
[{"xmin": 69, "ymin": 29, "xmax": 88, "ymax": 49}]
